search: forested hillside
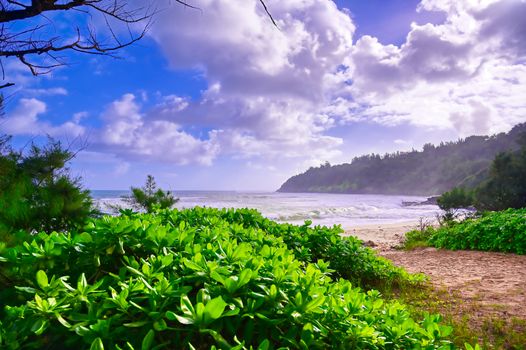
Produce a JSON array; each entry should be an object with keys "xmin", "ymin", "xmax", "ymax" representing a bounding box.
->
[{"xmin": 278, "ymin": 123, "xmax": 526, "ymax": 195}]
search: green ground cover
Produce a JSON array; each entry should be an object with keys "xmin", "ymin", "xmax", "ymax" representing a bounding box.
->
[
  {"xmin": 404, "ymin": 209, "xmax": 526, "ymax": 254},
  {"xmin": 0, "ymin": 208, "xmax": 458, "ymax": 349}
]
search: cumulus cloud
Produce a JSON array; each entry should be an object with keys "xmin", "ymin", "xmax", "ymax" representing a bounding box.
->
[
  {"xmin": 10, "ymin": 0, "xmax": 526, "ymax": 169},
  {"xmin": 95, "ymin": 94, "xmax": 218, "ymax": 165},
  {"xmin": 126, "ymin": 0, "xmax": 354, "ymax": 163},
  {"xmin": 1, "ymin": 98, "xmax": 85, "ymax": 137},
  {"xmin": 95, "ymin": 0, "xmax": 526, "ymax": 166},
  {"xmin": 349, "ymin": 0, "xmax": 526, "ymax": 135}
]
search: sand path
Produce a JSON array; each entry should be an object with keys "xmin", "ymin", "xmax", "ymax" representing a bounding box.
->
[
  {"xmin": 345, "ymin": 222, "xmax": 526, "ymax": 319},
  {"xmin": 380, "ymin": 248, "xmax": 526, "ymax": 319}
]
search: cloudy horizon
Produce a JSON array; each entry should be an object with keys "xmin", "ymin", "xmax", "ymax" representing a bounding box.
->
[{"xmin": 2, "ymin": 0, "xmax": 526, "ymax": 191}]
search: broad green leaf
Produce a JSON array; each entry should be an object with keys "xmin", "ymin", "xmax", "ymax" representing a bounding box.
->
[
  {"xmin": 30, "ymin": 319, "xmax": 47, "ymax": 335},
  {"xmin": 257, "ymin": 339, "xmax": 270, "ymax": 350},
  {"xmin": 166, "ymin": 312, "xmax": 194, "ymax": 325},
  {"xmin": 180, "ymin": 295, "xmax": 195, "ymax": 315},
  {"xmin": 237, "ymin": 269, "xmax": 252, "ymax": 288},
  {"xmin": 36, "ymin": 270, "xmax": 48, "ymax": 289},
  {"xmin": 204, "ymin": 296, "xmax": 227, "ymax": 324},
  {"xmin": 141, "ymin": 329, "xmax": 155, "ymax": 350},
  {"xmin": 90, "ymin": 337, "xmax": 104, "ymax": 350}
]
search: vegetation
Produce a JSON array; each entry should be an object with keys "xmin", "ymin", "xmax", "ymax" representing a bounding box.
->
[
  {"xmin": 436, "ymin": 188, "xmax": 474, "ymax": 221},
  {"xmin": 278, "ymin": 123, "xmax": 526, "ymax": 195},
  {"xmin": 435, "ymin": 131, "xmax": 526, "ymax": 213},
  {"xmin": 0, "ymin": 138, "xmax": 93, "ymax": 240},
  {"xmin": 124, "ymin": 175, "xmax": 179, "ymax": 213},
  {"xmin": 0, "ymin": 208, "xmax": 460, "ymax": 349},
  {"xmin": 404, "ymin": 209, "xmax": 526, "ymax": 254},
  {"xmin": 474, "ymin": 139, "xmax": 526, "ymax": 211}
]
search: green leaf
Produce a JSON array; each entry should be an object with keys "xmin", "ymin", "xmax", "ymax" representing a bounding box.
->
[
  {"xmin": 90, "ymin": 337, "xmax": 104, "ymax": 350},
  {"xmin": 124, "ymin": 321, "xmax": 150, "ymax": 328},
  {"xmin": 180, "ymin": 295, "xmax": 195, "ymax": 316},
  {"xmin": 174, "ymin": 315, "xmax": 194, "ymax": 325},
  {"xmin": 141, "ymin": 329, "xmax": 155, "ymax": 350},
  {"xmin": 30, "ymin": 319, "xmax": 47, "ymax": 335},
  {"xmin": 204, "ymin": 296, "xmax": 227, "ymax": 325},
  {"xmin": 237, "ymin": 269, "xmax": 253, "ymax": 288},
  {"xmin": 36, "ymin": 270, "xmax": 48, "ymax": 289},
  {"xmin": 78, "ymin": 273, "xmax": 88, "ymax": 291},
  {"xmin": 257, "ymin": 339, "xmax": 270, "ymax": 350}
]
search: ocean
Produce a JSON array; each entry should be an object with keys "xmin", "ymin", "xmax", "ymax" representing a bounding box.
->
[{"xmin": 91, "ymin": 190, "xmax": 440, "ymax": 230}]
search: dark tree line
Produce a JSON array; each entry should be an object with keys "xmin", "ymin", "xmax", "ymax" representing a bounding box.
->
[{"xmin": 279, "ymin": 123, "xmax": 526, "ymax": 197}]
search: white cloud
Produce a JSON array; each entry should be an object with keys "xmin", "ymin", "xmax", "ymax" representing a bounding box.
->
[
  {"xmin": 10, "ymin": 0, "xmax": 526, "ymax": 172},
  {"xmin": 97, "ymin": 0, "xmax": 526, "ymax": 167},
  {"xmin": 1, "ymin": 98, "xmax": 85, "ymax": 137},
  {"xmin": 24, "ymin": 87, "xmax": 68, "ymax": 96},
  {"xmin": 347, "ymin": 0, "xmax": 526, "ymax": 136},
  {"xmin": 131, "ymin": 0, "xmax": 355, "ymax": 163},
  {"xmin": 96, "ymin": 94, "xmax": 219, "ymax": 165}
]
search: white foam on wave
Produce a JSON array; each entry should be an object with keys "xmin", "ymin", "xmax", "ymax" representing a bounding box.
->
[{"xmin": 94, "ymin": 191, "xmax": 441, "ymax": 228}]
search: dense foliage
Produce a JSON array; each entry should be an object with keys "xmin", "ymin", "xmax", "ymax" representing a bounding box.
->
[
  {"xmin": 436, "ymin": 188, "xmax": 474, "ymax": 221},
  {"xmin": 124, "ymin": 175, "xmax": 179, "ymax": 213},
  {"xmin": 436, "ymin": 132, "xmax": 526, "ymax": 212},
  {"xmin": 0, "ymin": 139, "xmax": 93, "ymax": 239},
  {"xmin": 474, "ymin": 143, "xmax": 526, "ymax": 211},
  {"xmin": 0, "ymin": 208, "xmax": 458, "ymax": 349},
  {"xmin": 279, "ymin": 123, "xmax": 526, "ymax": 195},
  {"xmin": 404, "ymin": 209, "xmax": 526, "ymax": 254}
]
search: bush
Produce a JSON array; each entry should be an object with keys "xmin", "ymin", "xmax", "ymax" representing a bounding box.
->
[
  {"xmin": 0, "ymin": 208, "xmax": 455, "ymax": 349},
  {"xmin": 429, "ymin": 208, "xmax": 526, "ymax": 254},
  {"xmin": 437, "ymin": 188, "xmax": 474, "ymax": 221},
  {"xmin": 402, "ymin": 227, "xmax": 435, "ymax": 250},
  {"xmin": 169, "ymin": 208, "xmax": 422, "ymax": 288},
  {"xmin": 404, "ymin": 209, "xmax": 526, "ymax": 254},
  {"xmin": 474, "ymin": 149, "xmax": 526, "ymax": 211}
]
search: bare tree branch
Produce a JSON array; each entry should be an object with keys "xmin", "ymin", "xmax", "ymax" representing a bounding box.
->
[{"xmin": 0, "ymin": 0, "xmax": 277, "ymax": 89}]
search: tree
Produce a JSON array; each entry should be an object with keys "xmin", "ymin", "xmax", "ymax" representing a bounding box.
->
[
  {"xmin": 436, "ymin": 187, "xmax": 474, "ymax": 221},
  {"xmin": 0, "ymin": 0, "xmax": 275, "ymax": 89},
  {"xmin": 0, "ymin": 138, "xmax": 93, "ymax": 238},
  {"xmin": 124, "ymin": 175, "xmax": 178, "ymax": 213},
  {"xmin": 475, "ymin": 142, "xmax": 526, "ymax": 211}
]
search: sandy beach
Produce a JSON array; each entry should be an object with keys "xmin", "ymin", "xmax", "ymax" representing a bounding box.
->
[
  {"xmin": 343, "ymin": 220, "xmax": 422, "ymax": 248},
  {"xmin": 352, "ymin": 220, "xmax": 526, "ymax": 329}
]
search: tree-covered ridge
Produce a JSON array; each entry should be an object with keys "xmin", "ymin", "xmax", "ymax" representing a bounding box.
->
[{"xmin": 278, "ymin": 123, "xmax": 526, "ymax": 196}]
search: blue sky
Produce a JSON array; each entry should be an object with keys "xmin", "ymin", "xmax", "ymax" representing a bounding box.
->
[{"xmin": 1, "ymin": 0, "xmax": 526, "ymax": 190}]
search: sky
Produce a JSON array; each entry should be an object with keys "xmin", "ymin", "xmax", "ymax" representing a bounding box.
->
[{"xmin": 1, "ymin": 0, "xmax": 526, "ymax": 191}]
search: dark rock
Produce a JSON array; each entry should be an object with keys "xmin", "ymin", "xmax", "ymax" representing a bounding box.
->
[
  {"xmin": 402, "ymin": 196, "xmax": 439, "ymax": 207},
  {"xmin": 363, "ymin": 240, "xmax": 377, "ymax": 247}
]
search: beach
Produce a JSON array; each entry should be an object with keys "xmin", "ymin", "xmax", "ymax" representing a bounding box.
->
[{"xmin": 343, "ymin": 220, "xmax": 422, "ymax": 248}]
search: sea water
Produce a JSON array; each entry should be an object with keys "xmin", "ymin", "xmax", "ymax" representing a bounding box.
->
[{"xmin": 91, "ymin": 190, "xmax": 440, "ymax": 230}]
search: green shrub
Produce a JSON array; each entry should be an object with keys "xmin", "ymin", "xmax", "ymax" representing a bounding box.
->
[
  {"xmin": 404, "ymin": 209, "xmax": 526, "ymax": 254},
  {"xmin": 165, "ymin": 207, "xmax": 422, "ymax": 288},
  {"xmin": 0, "ymin": 208, "xmax": 455, "ymax": 349},
  {"xmin": 429, "ymin": 209, "xmax": 526, "ymax": 254},
  {"xmin": 402, "ymin": 228, "xmax": 435, "ymax": 250},
  {"xmin": 437, "ymin": 188, "xmax": 474, "ymax": 221}
]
